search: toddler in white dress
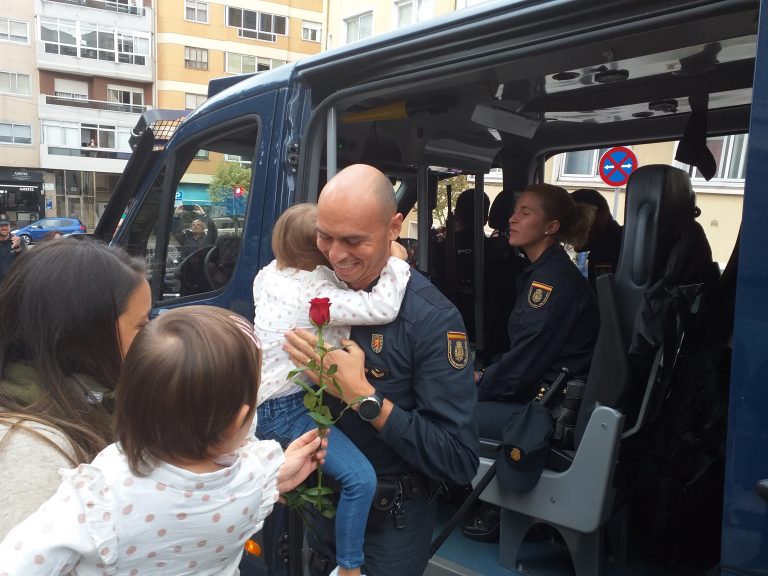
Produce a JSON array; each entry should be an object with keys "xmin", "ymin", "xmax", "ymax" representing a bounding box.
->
[{"xmin": 0, "ymin": 306, "xmax": 326, "ymax": 575}]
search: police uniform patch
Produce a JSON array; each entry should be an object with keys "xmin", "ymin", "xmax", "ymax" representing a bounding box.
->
[
  {"xmin": 371, "ymin": 333, "xmax": 384, "ymax": 354},
  {"xmin": 447, "ymin": 331, "xmax": 468, "ymax": 369},
  {"xmin": 527, "ymin": 281, "xmax": 553, "ymax": 308}
]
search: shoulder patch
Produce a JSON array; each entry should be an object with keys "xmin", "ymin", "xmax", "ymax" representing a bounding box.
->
[
  {"xmin": 528, "ymin": 281, "xmax": 553, "ymax": 308},
  {"xmin": 447, "ymin": 331, "xmax": 469, "ymax": 369}
]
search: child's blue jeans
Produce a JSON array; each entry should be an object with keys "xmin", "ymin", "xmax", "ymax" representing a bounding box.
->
[{"xmin": 257, "ymin": 392, "xmax": 376, "ymax": 570}]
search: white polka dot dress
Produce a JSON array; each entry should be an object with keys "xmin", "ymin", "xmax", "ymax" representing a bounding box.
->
[
  {"xmin": 252, "ymin": 257, "xmax": 411, "ymax": 406},
  {"xmin": 0, "ymin": 440, "xmax": 284, "ymax": 575}
]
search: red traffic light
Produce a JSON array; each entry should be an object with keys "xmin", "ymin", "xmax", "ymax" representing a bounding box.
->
[{"xmin": 233, "ymin": 186, "xmax": 244, "ymax": 197}]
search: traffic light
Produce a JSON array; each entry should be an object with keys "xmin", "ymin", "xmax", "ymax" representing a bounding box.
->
[{"xmin": 233, "ymin": 186, "xmax": 244, "ymax": 198}]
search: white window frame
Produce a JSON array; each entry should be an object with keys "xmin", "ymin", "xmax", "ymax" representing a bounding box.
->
[
  {"xmin": 673, "ymin": 134, "xmax": 748, "ymax": 187},
  {"xmin": 41, "ymin": 18, "xmax": 78, "ymax": 57},
  {"xmin": 556, "ymin": 147, "xmax": 612, "ymax": 181},
  {"xmin": 226, "ymin": 8, "xmax": 288, "ymax": 43},
  {"xmin": 184, "ymin": 46, "xmax": 208, "ymax": 70},
  {"xmin": 395, "ymin": 0, "xmax": 419, "ymax": 28},
  {"xmin": 0, "ymin": 18, "xmax": 28, "ymax": 44},
  {"xmin": 344, "ymin": 12, "xmax": 373, "ymax": 44},
  {"xmin": 0, "ymin": 122, "xmax": 32, "ymax": 145},
  {"xmin": 0, "ymin": 71, "xmax": 31, "ymax": 96},
  {"xmin": 185, "ymin": 93, "xmax": 207, "ymax": 110},
  {"xmin": 107, "ymin": 85, "xmax": 144, "ymax": 110},
  {"xmin": 117, "ymin": 32, "xmax": 149, "ymax": 65},
  {"xmin": 224, "ymin": 153, "xmax": 252, "ymax": 166},
  {"xmin": 185, "ymin": 0, "xmax": 208, "ymax": 23},
  {"xmin": 302, "ymin": 21, "xmax": 321, "ymax": 42}
]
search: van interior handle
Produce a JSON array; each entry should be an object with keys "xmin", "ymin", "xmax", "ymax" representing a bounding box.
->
[{"xmin": 756, "ymin": 480, "xmax": 768, "ymax": 502}]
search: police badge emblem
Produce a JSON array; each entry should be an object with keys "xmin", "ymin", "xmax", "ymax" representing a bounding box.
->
[
  {"xmin": 527, "ymin": 281, "xmax": 553, "ymax": 308},
  {"xmin": 447, "ymin": 331, "xmax": 468, "ymax": 369},
  {"xmin": 371, "ymin": 333, "xmax": 384, "ymax": 354}
]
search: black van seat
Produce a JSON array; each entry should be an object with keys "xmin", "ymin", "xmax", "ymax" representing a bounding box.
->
[{"xmin": 473, "ymin": 165, "xmax": 707, "ymax": 576}]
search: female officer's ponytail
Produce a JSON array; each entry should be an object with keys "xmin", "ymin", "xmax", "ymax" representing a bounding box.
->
[{"xmin": 525, "ymin": 183, "xmax": 595, "ymax": 248}]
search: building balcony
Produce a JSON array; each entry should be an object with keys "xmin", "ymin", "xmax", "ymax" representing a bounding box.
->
[
  {"xmin": 36, "ymin": 43, "xmax": 154, "ymax": 82},
  {"xmin": 42, "ymin": 0, "xmax": 147, "ymax": 18},
  {"xmin": 42, "ymin": 94, "xmax": 148, "ymax": 114},
  {"xmin": 39, "ymin": 143, "xmax": 131, "ymax": 173}
]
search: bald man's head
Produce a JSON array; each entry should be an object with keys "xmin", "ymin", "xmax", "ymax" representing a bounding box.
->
[
  {"xmin": 319, "ymin": 164, "xmax": 397, "ymax": 223},
  {"xmin": 315, "ymin": 165, "xmax": 403, "ymax": 289}
]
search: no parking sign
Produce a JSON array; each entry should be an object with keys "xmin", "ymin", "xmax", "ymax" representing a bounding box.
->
[{"xmin": 599, "ymin": 147, "xmax": 638, "ymax": 187}]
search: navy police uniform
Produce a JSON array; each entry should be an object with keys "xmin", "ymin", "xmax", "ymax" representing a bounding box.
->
[
  {"xmin": 307, "ymin": 271, "xmax": 479, "ymax": 576},
  {"xmin": 476, "ymin": 243, "xmax": 598, "ymax": 438}
]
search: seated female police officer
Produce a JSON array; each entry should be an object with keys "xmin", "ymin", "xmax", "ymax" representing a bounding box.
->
[
  {"xmin": 463, "ymin": 183, "xmax": 600, "ymax": 542},
  {"xmin": 474, "ymin": 183, "xmax": 600, "ymax": 439}
]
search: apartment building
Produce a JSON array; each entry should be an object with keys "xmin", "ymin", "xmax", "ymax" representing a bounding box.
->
[
  {"xmin": 0, "ymin": 0, "xmax": 155, "ymax": 230},
  {"xmin": 156, "ymin": 0, "xmax": 324, "ymax": 210}
]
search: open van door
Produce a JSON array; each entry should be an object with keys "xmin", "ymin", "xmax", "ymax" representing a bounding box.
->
[{"xmin": 721, "ymin": 1, "xmax": 768, "ymax": 573}]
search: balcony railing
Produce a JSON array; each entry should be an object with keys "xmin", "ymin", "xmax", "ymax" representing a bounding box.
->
[
  {"xmin": 44, "ymin": 95, "xmax": 148, "ymax": 114},
  {"xmin": 47, "ymin": 146, "xmax": 132, "ymax": 160},
  {"xmin": 44, "ymin": 0, "xmax": 146, "ymax": 16}
]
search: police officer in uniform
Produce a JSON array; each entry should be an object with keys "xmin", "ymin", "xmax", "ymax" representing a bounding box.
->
[
  {"xmin": 462, "ymin": 183, "xmax": 599, "ymax": 541},
  {"xmin": 285, "ymin": 164, "xmax": 479, "ymax": 576},
  {"xmin": 570, "ymin": 188, "xmax": 623, "ymax": 292},
  {"xmin": 475, "ymin": 183, "xmax": 599, "ymax": 431}
]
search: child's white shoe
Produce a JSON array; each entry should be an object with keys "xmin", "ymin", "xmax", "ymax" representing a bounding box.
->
[{"xmin": 328, "ymin": 568, "xmax": 366, "ymax": 576}]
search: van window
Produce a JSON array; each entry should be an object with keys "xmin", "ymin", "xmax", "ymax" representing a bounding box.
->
[{"xmin": 121, "ymin": 123, "xmax": 256, "ymax": 301}]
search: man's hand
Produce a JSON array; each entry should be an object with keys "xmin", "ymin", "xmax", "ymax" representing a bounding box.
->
[
  {"xmin": 277, "ymin": 428, "xmax": 328, "ymax": 494},
  {"xmin": 390, "ymin": 240, "xmax": 408, "ymax": 261},
  {"xmin": 11, "ymin": 236, "xmax": 21, "ymax": 252},
  {"xmin": 284, "ymin": 330, "xmax": 372, "ymax": 403}
]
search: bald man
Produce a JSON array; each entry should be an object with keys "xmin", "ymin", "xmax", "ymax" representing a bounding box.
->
[{"xmin": 286, "ymin": 164, "xmax": 479, "ymax": 576}]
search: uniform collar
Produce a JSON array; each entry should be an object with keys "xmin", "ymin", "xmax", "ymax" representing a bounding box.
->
[{"xmin": 523, "ymin": 243, "xmax": 562, "ymax": 274}]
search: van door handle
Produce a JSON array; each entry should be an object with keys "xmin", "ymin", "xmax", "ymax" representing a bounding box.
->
[{"xmin": 756, "ymin": 479, "xmax": 768, "ymax": 502}]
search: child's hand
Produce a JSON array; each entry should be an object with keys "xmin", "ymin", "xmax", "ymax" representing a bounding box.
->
[
  {"xmin": 277, "ymin": 428, "xmax": 328, "ymax": 494},
  {"xmin": 390, "ymin": 240, "xmax": 408, "ymax": 261}
]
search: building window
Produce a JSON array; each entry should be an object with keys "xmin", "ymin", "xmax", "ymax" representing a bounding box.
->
[
  {"xmin": 225, "ymin": 52, "xmax": 286, "ymax": 74},
  {"xmin": 184, "ymin": 46, "xmax": 208, "ymax": 70},
  {"xmin": 0, "ymin": 18, "xmax": 28, "ymax": 44},
  {"xmin": 345, "ymin": 12, "xmax": 373, "ymax": 44},
  {"xmin": 0, "ymin": 72, "xmax": 31, "ymax": 96},
  {"xmin": 676, "ymin": 134, "xmax": 748, "ymax": 181},
  {"xmin": 41, "ymin": 18, "xmax": 149, "ymax": 64},
  {"xmin": 107, "ymin": 86, "xmax": 144, "ymax": 112},
  {"xmin": 558, "ymin": 147, "xmax": 611, "ymax": 179},
  {"xmin": 185, "ymin": 93, "xmax": 207, "ymax": 110},
  {"xmin": 0, "ymin": 123, "xmax": 32, "ymax": 145},
  {"xmin": 396, "ymin": 0, "xmax": 419, "ymax": 27},
  {"xmin": 42, "ymin": 120, "xmax": 81, "ymax": 147},
  {"xmin": 80, "ymin": 23, "xmax": 116, "ymax": 62},
  {"xmin": 80, "ymin": 123, "xmax": 132, "ymax": 151},
  {"xmin": 54, "ymin": 78, "xmax": 88, "ymax": 100},
  {"xmin": 226, "ymin": 8, "xmax": 287, "ymax": 43},
  {"xmin": 224, "ymin": 153, "xmax": 252, "ymax": 166},
  {"xmin": 302, "ymin": 21, "xmax": 321, "ymax": 42},
  {"xmin": 117, "ymin": 33, "xmax": 149, "ymax": 65},
  {"xmin": 41, "ymin": 18, "xmax": 78, "ymax": 57},
  {"xmin": 185, "ymin": 0, "xmax": 208, "ymax": 23}
]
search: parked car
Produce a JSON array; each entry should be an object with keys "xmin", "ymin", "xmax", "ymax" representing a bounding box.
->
[{"xmin": 13, "ymin": 218, "xmax": 87, "ymax": 244}]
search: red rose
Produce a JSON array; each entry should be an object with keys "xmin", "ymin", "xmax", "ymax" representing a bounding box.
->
[{"xmin": 309, "ymin": 297, "xmax": 331, "ymax": 327}]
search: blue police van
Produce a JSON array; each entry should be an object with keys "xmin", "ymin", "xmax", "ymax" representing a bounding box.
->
[{"xmin": 95, "ymin": 0, "xmax": 768, "ymax": 574}]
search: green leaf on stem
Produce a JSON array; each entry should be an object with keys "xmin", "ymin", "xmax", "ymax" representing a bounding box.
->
[
  {"xmin": 325, "ymin": 364, "xmax": 337, "ymax": 376},
  {"xmin": 303, "ymin": 393, "xmax": 318, "ymax": 410},
  {"xmin": 308, "ymin": 411, "xmax": 334, "ymax": 427}
]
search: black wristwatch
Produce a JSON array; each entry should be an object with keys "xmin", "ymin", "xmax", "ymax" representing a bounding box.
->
[{"xmin": 357, "ymin": 392, "xmax": 384, "ymax": 422}]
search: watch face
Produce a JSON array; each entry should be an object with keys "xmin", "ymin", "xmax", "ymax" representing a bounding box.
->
[{"xmin": 358, "ymin": 397, "xmax": 381, "ymax": 421}]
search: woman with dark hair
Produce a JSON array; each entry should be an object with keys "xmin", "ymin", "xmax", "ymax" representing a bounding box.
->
[
  {"xmin": 0, "ymin": 238, "xmax": 150, "ymax": 539},
  {"xmin": 475, "ymin": 183, "xmax": 600, "ymax": 426}
]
